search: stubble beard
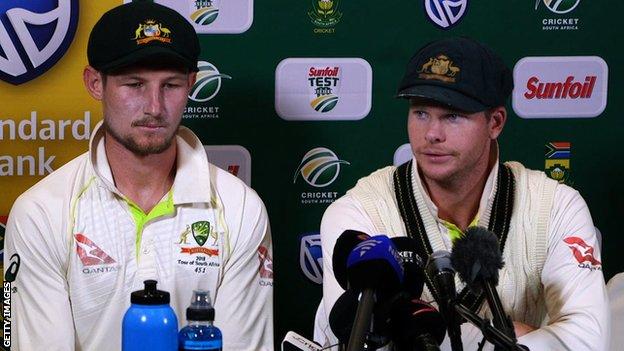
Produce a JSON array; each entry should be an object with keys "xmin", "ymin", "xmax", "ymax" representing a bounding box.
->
[{"xmin": 104, "ymin": 118, "xmax": 179, "ymax": 157}]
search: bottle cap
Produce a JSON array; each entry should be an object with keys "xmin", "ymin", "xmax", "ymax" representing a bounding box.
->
[
  {"xmin": 130, "ymin": 280, "xmax": 170, "ymax": 305},
  {"xmin": 186, "ymin": 289, "xmax": 215, "ymax": 321}
]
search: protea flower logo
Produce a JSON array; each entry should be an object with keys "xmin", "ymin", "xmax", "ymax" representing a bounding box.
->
[
  {"xmin": 293, "ymin": 147, "xmax": 350, "ymax": 188},
  {"xmin": 0, "ymin": 0, "xmax": 79, "ymax": 85},
  {"xmin": 189, "ymin": 61, "xmax": 232, "ymax": 102},
  {"xmin": 190, "ymin": 0, "xmax": 219, "ymax": 25},
  {"xmin": 308, "ymin": 0, "xmax": 342, "ymax": 27},
  {"xmin": 308, "ymin": 66, "xmax": 341, "ymax": 113},
  {"xmin": 535, "ymin": 0, "xmax": 580, "ymax": 14}
]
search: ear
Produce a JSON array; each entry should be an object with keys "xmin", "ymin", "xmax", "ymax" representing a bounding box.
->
[
  {"xmin": 83, "ymin": 66, "xmax": 104, "ymax": 100},
  {"xmin": 187, "ymin": 71, "xmax": 197, "ymax": 90},
  {"xmin": 487, "ymin": 106, "xmax": 507, "ymax": 139}
]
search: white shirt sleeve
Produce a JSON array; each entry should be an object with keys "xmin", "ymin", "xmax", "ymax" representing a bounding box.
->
[
  {"xmin": 518, "ymin": 186, "xmax": 610, "ymax": 351},
  {"xmin": 214, "ymin": 189, "xmax": 274, "ymax": 351},
  {"xmin": 4, "ymin": 195, "xmax": 76, "ymax": 351}
]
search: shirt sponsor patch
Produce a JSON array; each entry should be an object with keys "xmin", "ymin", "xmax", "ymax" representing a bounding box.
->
[
  {"xmin": 258, "ymin": 246, "xmax": 273, "ymax": 286},
  {"xmin": 563, "ymin": 236, "xmax": 601, "ymax": 270},
  {"xmin": 75, "ymin": 234, "xmax": 116, "ymax": 266}
]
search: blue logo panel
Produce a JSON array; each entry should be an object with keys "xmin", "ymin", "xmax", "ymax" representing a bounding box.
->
[{"xmin": 0, "ymin": 0, "xmax": 79, "ymax": 85}]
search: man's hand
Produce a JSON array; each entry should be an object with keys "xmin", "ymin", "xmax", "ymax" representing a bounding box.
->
[{"xmin": 513, "ymin": 321, "xmax": 537, "ymax": 337}]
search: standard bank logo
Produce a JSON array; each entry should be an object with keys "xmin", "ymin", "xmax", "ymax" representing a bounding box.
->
[
  {"xmin": 424, "ymin": 0, "xmax": 468, "ymax": 29},
  {"xmin": 293, "ymin": 147, "xmax": 349, "ymax": 188},
  {"xmin": 189, "ymin": 61, "xmax": 231, "ymax": 103},
  {"xmin": 0, "ymin": 0, "xmax": 79, "ymax": 85},
  {"xmin": 535, "ymin": 0, "xmax": 580, "ymax": 14},
  {"xmin": 204, "ymin": 145, "xmax": 252, "ymax": 186},
  {"xmin": 299, "ymin": 233, "xmax": 323, "ymax": 284},
  {"xmin": 127, "ymin": 0, "xmax": 253, "ymax": 34},
  {"xmin": 512, "ymin": 56, "xmax": 608, "ymax": 119},
  {"xmin": 275, "ymin": 58, "xmax": 372, "ymax": 121}
]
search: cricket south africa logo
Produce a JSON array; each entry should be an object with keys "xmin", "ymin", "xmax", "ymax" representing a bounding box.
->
[
  {"xmin": 190, "ymin": 0, "xmax": 219, "ymax": 25},
  {"xmin": 424, "ymin": 0, "xmax": 468, "ymax": 29},
  {"xmin": 293, "ymin": 147, "xmax": 350, "ymax": 188},
  {"xmin": 0, "ymin": 0, "xmax": 79, "ymax": 85},
  {"xmin": 309, "ymin": 66, "xmax": 340, "ymax": 113},
  {"xmin": 189, "ymin": 61, "xmax": 232, "ymax": 102},
  {"xmin": 535, "ymin": 0, "xmax": 580, "ymax": 14}
]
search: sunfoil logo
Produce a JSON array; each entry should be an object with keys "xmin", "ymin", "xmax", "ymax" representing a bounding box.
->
[
  {"xmin": 309, "ymin": 66, "xmax": 340, "ymax": 113},
  {"xmin": 0, "ymin": 0, "xmax": 79, "ymax": 85},
  {"xmin": 275, "ymin": 58, "xmax": 372, "ymax": 121},
  {"xmin": 424, "ymin": 0, "xmax": 468, "ymax": 29},
  {"xmin": 189, "ymin": 61, "xmax": 232, "ymax": 102},
  {"xmin": 512, "ymin": 56, "xmax": 608, "ymax": 118},
  {"xmin": 293, "ymin": 147, "xmax": 350, "ymax": 188},
  {"xmin": 190, "ymin": 0, "xmax": 219, "ymax": 25},
  {"xmin": 535, "ymin": 0, "xmax": 580, "ymax": 14}
]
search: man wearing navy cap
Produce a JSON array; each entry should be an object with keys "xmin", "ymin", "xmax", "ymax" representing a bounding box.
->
[
  {"xmin": 317, "ymin": 37, "xmax": 609, "ymax": 350},
  {"xmin": 4, "ymin": 1, "xmax": 273, "ymax": 350}
]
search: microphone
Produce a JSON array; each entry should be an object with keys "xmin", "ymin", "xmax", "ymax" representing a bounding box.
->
[
  {"xmin": 390, "ymin": 298, "xmax": 445, "ymax": 351},
  {"xmin": 332, "ymin": 230, "xmax": 371, "ymax": 290},
  {"xmin": 329, "ymin": 289, "xmax": 390, "ymax": 350},
  {"xmin": 281, "ymin": 331, "xmax": 323, "ymax": 351},
  {"xmin": 345, "ymin": 235, "xmax": 404, "ymax": 351},
  {"xmin": 451, "ymin": 227, "xmax": 516, "ymax": 342},
  {"xmin": 391, "ymin": 237, "xmax": 426, "ymax": 298},
  {"xmin": 426, "ymin": 250, "xmax": 463, "ymax": 351}
]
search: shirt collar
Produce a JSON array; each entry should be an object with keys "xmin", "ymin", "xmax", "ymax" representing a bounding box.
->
[
  {"xmin": 410, "ymin": 142, "xmax": 500, "ymax": 228},
  {"xmin": 89, "ymin": 121, "xmax": 212, "ymax": 205}
]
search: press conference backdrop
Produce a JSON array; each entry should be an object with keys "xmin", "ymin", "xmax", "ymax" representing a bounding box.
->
[{"xmin": 0, "ymin": 0, "xmax": 621, "ymax": 349}]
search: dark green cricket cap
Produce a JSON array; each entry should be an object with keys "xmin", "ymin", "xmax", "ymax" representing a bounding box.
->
[
  {"xmin": 397, "ymin": 37, "xmax": 513, "ymax": 113},
  {"xmin": 87, "ymin": 0, "xmax": 200, "ymax": 73}
]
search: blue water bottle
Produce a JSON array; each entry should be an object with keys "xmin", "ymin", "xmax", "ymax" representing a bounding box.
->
[
  {"xmin": 122, "ymin": 280, "xmax": 178, "ymax": 350},
  {"xmin": 178, "ymin": 290, "xmax": 223, "ymax": 351}
]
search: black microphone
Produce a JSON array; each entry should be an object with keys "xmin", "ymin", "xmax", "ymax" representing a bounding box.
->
[
  {"xmin": 451, "ymin": 227, "xmax": 516, "ymax": 342},
  {"xmin": 426, "ymin": 250, "xmax": 463, "ymax": 351},
  {"xmin": 345, "ymin": 235, "xmax": 404, "ymax": 351},
  {"xmin": 329, "ymin": 289, "xmax": 390, "ymax": 349},
  {"xmin": 391, "ymin": 237, "xmax": 426, "ymax": 298},
  {"xmin": 332, "ymin": 230, "xmax": 371, "ymax": 290},
  {"xmin": 390, "ymin": 298, "xmax": 445, "ymax": 351}
]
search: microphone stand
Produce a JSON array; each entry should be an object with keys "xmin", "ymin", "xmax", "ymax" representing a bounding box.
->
[
  {"xmin": 346, "ymin": 289, "xmax": 375, "ymax": 351},
  {"xmin": 452, "ymin": 303, "xmax": 529, "ymax": 351}
]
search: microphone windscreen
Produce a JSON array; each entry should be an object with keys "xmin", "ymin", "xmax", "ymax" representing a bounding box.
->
[
  {"xmin": 391, "ymin": 237, "xmax": 425, "ymax": 298},
  {"xmin": 328, "ymin": 289, "xmax": 359, "ymax": 343},
  {"xmin": 346, "ymin": 235, "xmax": 404, "ymax": 294},
  {"xmin": 451, "ymin": 226, "xmax": 504, "ymax": 290},
  {"xmin": 332, "ymin": 230, "xmax": 370, "ymax": 289}
]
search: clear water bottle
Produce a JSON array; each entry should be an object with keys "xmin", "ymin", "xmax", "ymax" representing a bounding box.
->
[
  {"xmin": 178, "ymin": 290, "xmax": 223, "ymax": 351},
  {"xmin": 122, "ymin": 280, "xmax": 178, "ymax": 350}
]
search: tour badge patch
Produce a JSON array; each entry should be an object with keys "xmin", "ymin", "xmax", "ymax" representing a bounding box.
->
[{"xmin": 176, "ymin": 220, "xmax": 220, "ymax": 273}]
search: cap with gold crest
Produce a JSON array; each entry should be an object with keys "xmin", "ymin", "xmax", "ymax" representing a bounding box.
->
[
  {"xmin": 397, "ymin": 37, "xmax": 513, "ymax": 113},
  {"xmin": 87, "ymin": 0, "xmax": 200, "ymax": 73}
]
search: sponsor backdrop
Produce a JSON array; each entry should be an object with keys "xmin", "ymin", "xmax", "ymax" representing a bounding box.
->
[{"xmin": 0, "ymin": 0, "xmax": 622, "ymax": 348}]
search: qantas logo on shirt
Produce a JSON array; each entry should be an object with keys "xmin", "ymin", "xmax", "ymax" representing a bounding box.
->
[
  {"xmin": 258, "ymin": 246, "xmax": 273, "ymax": 286},
  {"xmin": 563, "ymin": 236, "xmax": 601, "ymax": 270},
  {"xmin": 74, "ymin": 234, "xmax": 116, "ymax": 266}
]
